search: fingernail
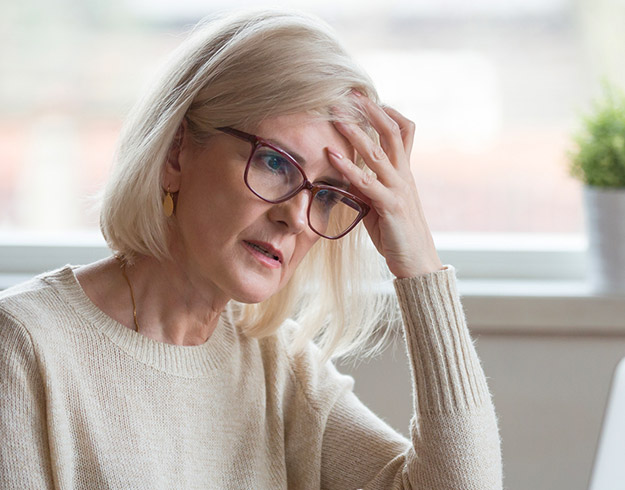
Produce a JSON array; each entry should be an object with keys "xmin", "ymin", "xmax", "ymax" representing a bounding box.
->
[
  {"xmin": 328, "ymin": 149, "xmax": 343, "ymax": 159},
  {"xmin": 351, "ymin": 89, "xmax": 363, "ymax": 97}
]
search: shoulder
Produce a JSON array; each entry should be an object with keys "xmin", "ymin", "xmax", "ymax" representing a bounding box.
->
[
  {"xmin": 0, "ymin": 266, "xmax": 78, "ymax": 339},
  {"xmin": 0, "ymin": 266, "xmax": 75, "ymax": 316},
  {"xmin": 0, "ymin": 271, "xmax": 75, "ymax": 409}
]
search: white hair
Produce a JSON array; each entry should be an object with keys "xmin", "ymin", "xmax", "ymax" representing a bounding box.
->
[{"xmin": 100, "ymin": 9, "xmax": 398, "ymax": 363}]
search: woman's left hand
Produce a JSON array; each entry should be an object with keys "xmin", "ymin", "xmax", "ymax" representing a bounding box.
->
[{"xmin": 328, "ymin": 93, "xmax": 443, "ymax": 278}]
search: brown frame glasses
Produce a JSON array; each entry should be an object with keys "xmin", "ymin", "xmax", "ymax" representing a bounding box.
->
[{"xmin": 217, "ymin": 127, "xmax": 370, "ymax": 239}]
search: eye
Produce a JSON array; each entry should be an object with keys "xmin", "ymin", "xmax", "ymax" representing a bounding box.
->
[
  {"xmin": 315, "ymin": 188, "xmax": 341, "ymax": 206},
  {"xmin": 256, "ymin": 150, "xmax": 290, "ymax": 174}
]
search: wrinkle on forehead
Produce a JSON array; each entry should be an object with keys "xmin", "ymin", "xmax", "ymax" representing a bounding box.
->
[{"xmin": 254, "ymin": 113, "xmax": 354, "ymax": 185}]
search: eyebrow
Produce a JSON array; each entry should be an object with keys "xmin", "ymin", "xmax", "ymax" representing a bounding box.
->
[
  {"xmin": 264, "ymin": 138, "xmax": 306, "ymax": 164},
  {"xmin": 264, "ymin": 137, "xmax": 351, "ymax": 190}
]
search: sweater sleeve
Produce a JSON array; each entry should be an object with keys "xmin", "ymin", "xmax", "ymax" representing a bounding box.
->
[
  {"xmin": 0, "ymin": 309, "xmax": 55, "ymax": 489},
  {"xmin": 320, "ymin": 266, "xmax": 502, "ymax": 489}
]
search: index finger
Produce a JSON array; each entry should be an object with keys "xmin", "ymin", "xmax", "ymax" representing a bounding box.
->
[{"xmin": 352, "ymin": 93, "xmax": 407, "ymax": 166}]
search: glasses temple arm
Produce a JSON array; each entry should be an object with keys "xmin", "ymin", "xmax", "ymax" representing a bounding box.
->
[{"xmin": 216, "ymin": 127, "xmax": 257, "ymax": 144}]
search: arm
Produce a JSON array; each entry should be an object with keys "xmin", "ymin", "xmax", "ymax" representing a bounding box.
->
[
  {"xmin": 326, "ymin": 92, "xmax": 502, "ymax": 488},
  {"xmin": 320, "ymin": 267, "xmax": 502, "ymax": 489},
  {"xmin": 0, "ymin": 309, "xmax": 55, "ymax": 489}
]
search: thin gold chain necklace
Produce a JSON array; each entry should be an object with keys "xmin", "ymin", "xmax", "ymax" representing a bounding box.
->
[{"xmin": 116, "ymin": 256, "xmax": 140, "ymax": 332}]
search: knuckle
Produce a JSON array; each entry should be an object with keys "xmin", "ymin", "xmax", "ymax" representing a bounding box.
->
[
  {"xmin": 372, "ymin": 145, "xmax": 386, "ymax": 161},
  {"xmin": 389, "ymin": 121, "xmax": 402, "ymax": 137},
  {"xmin": 361, "ymin": 171, "xmax": 377, "ymax": 186}
]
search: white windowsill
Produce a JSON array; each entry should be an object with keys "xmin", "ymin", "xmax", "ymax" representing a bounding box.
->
[
  {"xmin": 459, "ymin": 280, "xmax": 625, "ymax": 334},
  {"xmin": 1, "ymin": 230, "xmax": 623, "ymax": 334}
]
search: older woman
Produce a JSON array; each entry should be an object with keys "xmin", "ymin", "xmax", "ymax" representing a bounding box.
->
[{"xmin": 0, "ymin": 9, "xmax": 502, "ymax": 490}]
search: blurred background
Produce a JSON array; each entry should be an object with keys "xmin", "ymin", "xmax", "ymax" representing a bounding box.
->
[
  {"xmin": 3, "ymin": 0, "xmax": 625, "ymax": 235},
  {"xmin": 2, "ymin": 1, "xmax": 625, "ymax": 489}
]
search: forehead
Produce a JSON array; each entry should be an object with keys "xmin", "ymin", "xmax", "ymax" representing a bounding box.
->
[{"xmin": 253, "ymin": 113, "xmax": 354, "ymax": 167}]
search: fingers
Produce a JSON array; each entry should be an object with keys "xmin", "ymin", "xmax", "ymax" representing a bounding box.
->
[
  {"xmin": 326, "ymin": 148, "xmax": 392, "ymax": 208},
  {"xmin": 352, "ymin": 93, "xmax": 416, "ymax": 165},
  {"xmin": 333, "ymin": 121, "xmax": 397, "ymax": 186},
  {"xmin": 351, "ymin": 93, "xmax": 406, "ymax": 164},
  {"xmin": 329, "ymin": 94, "xmax": 416, "ymax": 211},
  {"xmin": 382, "ymin": 105, "xmax": 416, "ymax": 157}
]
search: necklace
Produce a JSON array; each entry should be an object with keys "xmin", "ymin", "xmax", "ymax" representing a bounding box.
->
[{"xmin": 116, "ymin": 256, "xmax": 140, "ymax": 332}]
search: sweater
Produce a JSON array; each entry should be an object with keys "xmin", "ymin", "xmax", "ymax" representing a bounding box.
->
[{"xmin": 0, "ymin": 265, "xmax": 502, "ymax": 489}]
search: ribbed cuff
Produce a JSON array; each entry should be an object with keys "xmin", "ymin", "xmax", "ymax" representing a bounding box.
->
[{"xmin": 393, "ymin": 266, "xmax": 490, "ymax": 414}]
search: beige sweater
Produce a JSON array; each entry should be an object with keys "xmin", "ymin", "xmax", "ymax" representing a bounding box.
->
[{"xmin": 0, "ymin": 265, "xmax": 502, "ymax": 489}]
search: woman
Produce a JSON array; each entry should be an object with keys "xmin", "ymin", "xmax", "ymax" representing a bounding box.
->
[{"xmin": 0, "ymin": 9, "xmax": 502, "ymax": 489}]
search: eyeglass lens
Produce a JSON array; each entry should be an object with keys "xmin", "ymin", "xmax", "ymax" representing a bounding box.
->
[{"xmin": 247, "ymin": 145, "xmax": 363, "ymax": 238}]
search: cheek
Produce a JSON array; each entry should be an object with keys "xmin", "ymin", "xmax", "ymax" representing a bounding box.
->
[{"xmin": 179, "ymin": 165, "xmax": 250, "ymax": 226}]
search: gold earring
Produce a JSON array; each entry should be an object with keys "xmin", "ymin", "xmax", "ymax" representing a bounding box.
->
[{"xmin": 163, "ymin": 186, "xmax": 174, "ymax": 217}]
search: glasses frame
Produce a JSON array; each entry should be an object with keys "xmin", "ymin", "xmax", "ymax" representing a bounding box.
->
[{"xmin": 216, "ymin": 126, "xmax": 370, "ymax": 239}]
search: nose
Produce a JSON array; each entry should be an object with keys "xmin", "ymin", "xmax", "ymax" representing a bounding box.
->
[{"xmin": 268, "ymin": 190, "xmax": 311, "ymax": 235}]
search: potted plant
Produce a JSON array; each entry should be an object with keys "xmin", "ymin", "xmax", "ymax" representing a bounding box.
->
[{"xmin": 570, "ymin": 83, "xmax": 625, "ymax": 294}]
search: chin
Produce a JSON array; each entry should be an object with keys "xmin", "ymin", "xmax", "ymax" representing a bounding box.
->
[
  {"xmin": 225, "ymin": 266, "xmax": 291, "ymax": 304},
  {"xmin": 232, "ymin": 292, "xmax": 276, "ymax": 305},
  {"xmin": 230, "ymin": 280, "xmax": 281, "ymax": 305}
]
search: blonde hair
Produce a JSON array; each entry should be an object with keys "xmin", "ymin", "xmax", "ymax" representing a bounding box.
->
[{"xmin": 100, "ymin": 9, "xmax": 398, "ymax": 363}]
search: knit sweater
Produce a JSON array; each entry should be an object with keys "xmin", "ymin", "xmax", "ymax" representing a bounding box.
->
[{"xmin": 0, "ymin": 265, "xmax": 502, "ymax": 489}]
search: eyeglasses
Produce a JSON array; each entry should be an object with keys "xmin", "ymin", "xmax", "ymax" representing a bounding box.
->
[{"xmin": 216, "ymin": 127, "xmax": 370, "ymax": 239}]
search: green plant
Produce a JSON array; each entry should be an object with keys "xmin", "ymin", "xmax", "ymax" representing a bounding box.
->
[{"xmin": 569, "ymin": 83, "xmax": 625, "ymax": 187}]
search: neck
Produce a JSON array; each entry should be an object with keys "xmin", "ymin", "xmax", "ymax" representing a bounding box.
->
[
  {"xmin": 122, "ymin": 254, "xmax": 229, "ymax": 346},
  {"xmin": 76, "ymin": 254, "xmax": 229, "ymax": 347}
]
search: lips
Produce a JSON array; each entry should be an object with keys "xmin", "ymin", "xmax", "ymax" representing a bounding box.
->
[{"xmin": 243, "ymin": 240, "xmax": 284, "ymax": 264}]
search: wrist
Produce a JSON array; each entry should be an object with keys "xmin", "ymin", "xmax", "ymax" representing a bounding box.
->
[{"xmin": 393, "ymin": 259, "xmax": 445, "ymax": 279}]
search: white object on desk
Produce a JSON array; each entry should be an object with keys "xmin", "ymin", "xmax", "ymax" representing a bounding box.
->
[{"xmin": 589, "ymin": 357, "xmax": 625, "ymax": 490}]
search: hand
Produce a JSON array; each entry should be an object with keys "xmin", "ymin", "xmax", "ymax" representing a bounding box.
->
[{"xmin": 328, "ymin": 94, "xmax": 443, "ymax": 278}]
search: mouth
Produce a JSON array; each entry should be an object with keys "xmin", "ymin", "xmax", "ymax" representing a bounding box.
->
[{"xmin": 243, "ymin": 240, "xmax": 283, "ymax": 264}]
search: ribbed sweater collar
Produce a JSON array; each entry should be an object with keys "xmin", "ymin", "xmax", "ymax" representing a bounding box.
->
[{"xmin": 44, "ymin": 265, "xmax": 238, "ymax": 378}]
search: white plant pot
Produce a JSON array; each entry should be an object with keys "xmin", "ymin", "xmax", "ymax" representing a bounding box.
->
[{"xmin": 584, "ymin": 185, "xmax": 625, "ymax": 294}]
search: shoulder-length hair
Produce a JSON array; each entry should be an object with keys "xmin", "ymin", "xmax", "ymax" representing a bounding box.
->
[{"xmin": 100, "ymin": 9, "xmax": 398, "ymax": 363}]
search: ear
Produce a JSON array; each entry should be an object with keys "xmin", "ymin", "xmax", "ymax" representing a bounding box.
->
[{"xmin": 162, "ymin": 119, "xmax": 189, "ymax": 193}]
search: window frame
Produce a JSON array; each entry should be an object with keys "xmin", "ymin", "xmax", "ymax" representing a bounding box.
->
[
  {"xmin": 5, "ymin": 230, "xmax": 624, "ymax": 335},
  {"xmin": 0, "ymin": 230, "xmax": 586, "ymax": 285}
]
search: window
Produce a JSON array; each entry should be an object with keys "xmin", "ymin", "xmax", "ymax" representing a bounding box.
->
[{"xmin": 2, "ymin": 0, "xmax": 622, "ymax": 280}]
